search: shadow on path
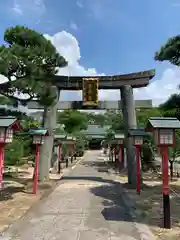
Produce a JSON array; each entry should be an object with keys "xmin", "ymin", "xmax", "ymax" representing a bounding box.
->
[
  {"xmin": 62, "ymin": 174, "xmax": 134, "ymax": 223},
  {"xmin": 63, "ymin": 157, "xmax": 180, "ymax": 230},
  {"xmin": 80, "ymin": 160, "xmax": 110, "ymax": 173},
  {"xmin": 90, "ymin": 180, "xmax": 134, "ymax": 222},
  {"xmin": 62, "ymin": 175, "xmax": 114, "ymax": 184}
]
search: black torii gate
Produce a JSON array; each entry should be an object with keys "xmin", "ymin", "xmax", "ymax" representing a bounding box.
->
[
  {"xmin": 0, "ymin": 69, "xmax": 155, "ymax": 185},
  {"xmin": 38, "ymin": 69, "xmax": 155, "ymax": 185}
]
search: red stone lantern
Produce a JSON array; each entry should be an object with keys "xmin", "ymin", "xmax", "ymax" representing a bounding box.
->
[
  {"xmin": 128, "ymin": 129, "xmax": 150, "ymax": 195},
  {"xmin": 54, "ymin": 134, "xmax": 66, "ymax": 174},
  {"xmin": 114, "ymin": 134, "xmax": 124, "ymax": 168},
  {"xmin": 146, "ymin": 117, "xmax": 180, "ymax": 229},
  {"xmin": 65, "ymin": 136, "xmax": 76, "ymax": 167},
  {"xmin": 0, "ymin": 117, "xmax": 21, "ymax": 189},
  {"xmin": 28, "ymin": 129, "xmax": 49, "ymax": 194}
]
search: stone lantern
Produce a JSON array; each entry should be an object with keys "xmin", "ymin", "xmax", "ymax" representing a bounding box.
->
[
  {"xmin": 28, "ymin": 129, "xmax": 49, "ymax": 194},
  {"xmin": 128, "ymin": 129, "xmax": 150, "ymax": 194},
  {"xmin": 0, "ymin": 116, "xmax": 20, "ymax": 189},
  {"xmin": 146, "ymin": 117, "xmax": 180, "ymax": 229}
]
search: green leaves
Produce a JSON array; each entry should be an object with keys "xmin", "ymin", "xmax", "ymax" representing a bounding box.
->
[
  {"xmin": 168, "ymin": 130, "xmax": 180, "ymax": 162},
  {"xmin": 159, "ymin": 94, "xmax": 180, "ymax": 120},
  {"xmin": 0, "ymin": 25, "xmax": 67, "ymax": 106},
  {"xmin": 155, "ymin": 35, "xmax": 180, "ymax": 66},
  {"xmin": 57, "ymin": 110, "xmax": 88, "ymax": 134},
  {"xmin": 5, "ymin": 137, "xmax": 25, "ymax": 166},
  {"xmin": 137, "ymin": 108, "xmax": 162, "ymax": 128},
  {"xmin": 104, "ymin": 110, "xmax": 124, "ymax": 131},
  {"xmin": 0, "ymin": 96, "xmax": 13, "ymax": 105}
]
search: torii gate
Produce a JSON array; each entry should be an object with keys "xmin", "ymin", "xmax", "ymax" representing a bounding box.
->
[
  {"xmin": 28, "ymin": 69, "xmax": 155, "ymax": 185},
  {"xmin": 0, "ymin": 69, "xmax": 155, "ymax": 185}
]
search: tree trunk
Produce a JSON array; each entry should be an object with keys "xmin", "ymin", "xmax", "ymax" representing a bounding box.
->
[
  {"xmin": 38, "ymin": 86, "xmax": 60, "ymax": 182},
  {"xmin": 170, "ymin": 161, "xmax": 173, "ymax": 181},
  {"xmin": 120, "ymin": 86, "xmax": 137, "ymax": 187},
  {"xmin": 118, "ymin": 148, "xmax": 125, "ymax": 171},
  {"xmin": 41, "ymin": 107, "xmax": 48, "ymax": 127},
  {"xmin": 122, "ymin": 148, "xmax": 125, "ymax": 167},
  {"xmin": 111, "ymin": 149, "xmax": 114, "ymax": 162}
]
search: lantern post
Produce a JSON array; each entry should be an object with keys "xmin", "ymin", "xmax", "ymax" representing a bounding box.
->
[
  {"xmin": 58, "ymin": 142, "xmax": 62, "ymax": 173},
  {"xmin": 0, "ymin": 117, "xmax": 20, "ymax": 189},
  {"xmin": 65, "ymin": 136, "xmax": 76, "ymax": 166},
  {"xmin": 65, "ymin": 148, "xmax": 69, "ymax": 168},
  {"xmin": 70, "ymin": 137, "xmax": 76, "ymax": 163},
  {"xmin": 146, "ymin": 117, "xmax": 180, "ymax": 229},
  {"xmin": 54, "ymin": 135, "xmax": 66, "ymax": 174},
  {"xmin": 28, "ymin": 129, "xmax": 49, "ymax": 194},
  {"xmin": 118, "ymin": 139, "xmax": 124, "ymax": 168},
  {"xmin": 128, "ymin": 129, "xmax": 150, "ymax": 195},
  {"xmin": 114, "ymin": 133, "xmax": 125, "ymax": 169},
  {"xmin": 109, "ymin": 144, "xmax": 114, "ymax": 162},
  {"xmin": 65, "ymin": 136, "xmax": 69, "ymax": 168}
]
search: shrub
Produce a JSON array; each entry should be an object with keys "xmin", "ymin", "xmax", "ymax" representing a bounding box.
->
[{"xmin": 5, "ymin": 137, "xmax": 24, "ymax": 166}]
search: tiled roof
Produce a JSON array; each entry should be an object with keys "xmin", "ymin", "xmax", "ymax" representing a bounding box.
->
[
  {"xmin": 0, "ymin": 116, "xmax": 17, "ymax": 127},
  {"xmin": 146, "ymin": 117, "xmax": 180, "ymax": 129}
]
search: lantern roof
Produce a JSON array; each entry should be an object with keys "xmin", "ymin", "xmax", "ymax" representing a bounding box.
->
[
  {"xmin": 28, "ymin": 129, "xmax": 49, "ymax": 136},
  {"xmin": 0, "ymin": 116, "xmax": 20, "ymax": 130},
  {"xmin": 128, "ymin": 129, "xmax": 150, "ymax": 137},
  {"xmin": 54, "ymin": 134, "xmax": 76, "ymax": 141},
  {"xmin": 146, "ymin": 117, "xmax": 180, "ymax": 129},
  {"xmin": 54, "ymin": 134, "xmax": 66, "ymax": 140},
  {"xmin": 88, "ymin": 135, "xmax": 105, "ymax": 140},
  {"xmin": 110, "ymin": 139, "xmax": 124, "ymax": 144},
  {"xmin": 66, "ymin": 135, "xmax": 76, "ymax": 141},
  {"xmin": 114, "ymin": 133, "xmax": 125, "ymax": 139}
]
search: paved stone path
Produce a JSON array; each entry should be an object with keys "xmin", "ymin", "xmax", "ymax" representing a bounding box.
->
[{"xmin": 1, "ymin": 150, "xmax": 153, "ymax": 240}]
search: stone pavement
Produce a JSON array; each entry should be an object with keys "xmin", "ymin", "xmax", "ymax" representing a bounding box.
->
[{"xmin": 1, "ymin": 150, "xmax": 154, "ymax": 240}]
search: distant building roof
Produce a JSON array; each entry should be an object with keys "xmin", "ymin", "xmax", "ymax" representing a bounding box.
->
[
  {"xmin": 88, "ymin": 135, "xmax": 106, "ymax": 140},
  {"xmin": 84, "ymin": 125, "xmax": 107, "ymax": 136}
]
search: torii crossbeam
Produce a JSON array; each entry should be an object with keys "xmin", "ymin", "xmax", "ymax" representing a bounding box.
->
[
  {"xmin": 27, "ymin": 100, "xmax": 152, "ymax": 110},
  {"xmin": 51, "ymin": 69, "xmax": 155, "ymax": 90}
]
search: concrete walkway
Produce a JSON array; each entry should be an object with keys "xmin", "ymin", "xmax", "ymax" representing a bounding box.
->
[{"xmin": 2, "ymin": 150, "xmax": 153, "ymax": 240}]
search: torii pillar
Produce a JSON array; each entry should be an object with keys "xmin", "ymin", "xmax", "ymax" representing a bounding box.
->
[
  {"xmin": 38, "ymin": 86, "xmax": 60, "ymax": 182},
  {"xmin": 121, "ymin": 85, "xmax": 137, "ymax": 186}
]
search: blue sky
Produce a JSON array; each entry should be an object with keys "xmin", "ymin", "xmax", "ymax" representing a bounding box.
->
[{"xmin": 0, "ymin": 0, "xmax": 180, "ymax": 105}]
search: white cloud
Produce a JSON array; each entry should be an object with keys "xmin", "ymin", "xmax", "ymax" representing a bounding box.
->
[
  {"xmin": 11, "ymin": 0, "xmax": 46, "ymax": 17},
  {"xmin": 44, "ymin": 31, "xmax": 81, "ymax": 67},
  {"xmin": 100, "ymin": 67, "xmax": 180, "ymax": 106},
  {"xmin": 70, "ymin": 21, "xmax": 78, "ymax": 31},
  {"xmin": 134, "ymin": 68, "xmax": 180, "ymax": 105},
  {"xmin": 77, "ymin": 1, "xmax": 83, "ymax": 8},
  {"xmin": 88, "ymin": 1, "xmax": 104, "ymax": 20},
  {"xmin": 11, "ymin": 2, "xmax": 23, "ymax": 15},
  {"xmin": 44, "ymin": 30, "xmax": 179, "ymax": 106},
  {"xmin": 44, "ymin": 31, "xmax": 105, "ymax": 101},
  {"xmin": 0, "ymin": 30, "xmax": 179, "ymax": 109}
]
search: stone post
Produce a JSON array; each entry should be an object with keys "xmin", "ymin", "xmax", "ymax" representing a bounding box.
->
[
  {"xmin": 120, "ymin": 85, "xmax": 137, "ymax": 186},
  {"xmin": 38, "ymin": 86, "xmax": 60, "ymax": 182}
]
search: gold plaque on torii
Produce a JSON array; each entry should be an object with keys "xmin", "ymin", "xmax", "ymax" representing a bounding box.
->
[{"xmin": 82, "ymin": 78, "xmax": 99, "ymax": 106}]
